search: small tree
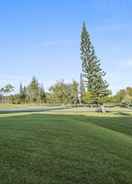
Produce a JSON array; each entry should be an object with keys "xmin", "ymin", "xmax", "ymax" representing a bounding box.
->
[
  {"xmin": 70, "ymin": 80, "xmax": 79, "ymax": 104},
  {"xmin": 27, "ymin": 77, "xmax": 40, "ymax": 103},
  {"xmin": 49, "ymin": 81, "xmax": 68, "ymax": 104},
  {"xmin": 39, "ymin": 85, "xmax": 46, "ymax": 103},
  {"xmin": 19, "ymin": 84, "xmax": 27, "ymax": 103},
  {"xmin": 49, "ymin": 80, "xmax": 79, "ymax": 104}
]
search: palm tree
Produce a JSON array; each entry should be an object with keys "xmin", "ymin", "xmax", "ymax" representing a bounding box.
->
[{"xmin": 1, "ymin": 84, "xmax": 15, "ymax": 103}]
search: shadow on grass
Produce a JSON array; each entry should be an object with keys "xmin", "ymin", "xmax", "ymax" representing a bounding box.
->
[
  {"xmin": 114, "ymin": 111, "xmax": 132, "ymax": 116},
  {"xmin": 75, "ymin": 114, "xmax": 132, "ymax": 137},
  {"xmin": 0, "ymin": 111, "xmax": 132, "ymax": 137}
]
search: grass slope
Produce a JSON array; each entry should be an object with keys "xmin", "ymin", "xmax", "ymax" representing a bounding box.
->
[{"xmin": 0, "ymin": 114, "xmax": 132, "ymax": 184}]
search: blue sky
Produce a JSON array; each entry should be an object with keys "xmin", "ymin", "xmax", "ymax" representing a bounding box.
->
[{"xmin": 0, "ymin": 0, "xmax": 132, "ymax": 93}]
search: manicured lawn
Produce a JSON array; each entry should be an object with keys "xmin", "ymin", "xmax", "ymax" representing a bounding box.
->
[{"xmin": 0, "ymin": 113, "xmax": 132, "ymax": 184}]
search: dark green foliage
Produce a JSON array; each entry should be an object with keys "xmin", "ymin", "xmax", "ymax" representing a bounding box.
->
[
  {"xmin": 0, "ymin": 114, "xmax": 132, "ymax": 184},
  {"xmin": 80, "ymin": 22, "xmax": 109, "ymax": 104},
  {"xmin": 19, "ymin": 84, "xmax": 27, "ymax": 103}
]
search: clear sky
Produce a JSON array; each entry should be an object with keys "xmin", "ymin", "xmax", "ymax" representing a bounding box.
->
[{"xmin": 0, "ymin": 0, "xmax": 132, "ymax": 93}]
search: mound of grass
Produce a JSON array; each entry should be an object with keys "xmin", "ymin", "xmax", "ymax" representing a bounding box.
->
[{"xmin": 0, "ymin": 114, "xmax": 132, "ymax": 184}]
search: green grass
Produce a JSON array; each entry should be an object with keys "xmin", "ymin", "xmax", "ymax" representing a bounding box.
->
[{"xmin": 0, "ymin": 113, "xmax": 132, "ymax": 184}]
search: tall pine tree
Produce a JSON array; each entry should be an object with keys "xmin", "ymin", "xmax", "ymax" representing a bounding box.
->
[{"xmin": 80, "ymin": 22, "xmax": 109, "ymax": 105}]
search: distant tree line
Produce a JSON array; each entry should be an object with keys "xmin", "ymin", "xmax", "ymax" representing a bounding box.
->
[
  {"xmin": 0, "ymin": 77, "xmax": 79, "ymax": 105},
  {"xmin": 0, "ymin": 77, "xmax": 131, "ymax": 107}
]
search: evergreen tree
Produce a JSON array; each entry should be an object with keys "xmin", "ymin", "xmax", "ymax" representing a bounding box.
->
[
  {"xmin": 19, "ymin": 83, "xmax": 23, "ymax": 96},
  {"xmin": 19, "ymin": 84, "xmax": 27, "ymax": 103},
  {"xmin": 80, "ymin": 22, "xmax": 109, "ymax": 104}
]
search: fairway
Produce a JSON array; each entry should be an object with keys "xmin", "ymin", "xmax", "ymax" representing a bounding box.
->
[{"xmin": 0, "ymin": 113, "xmax": 132, "ymax": 184}]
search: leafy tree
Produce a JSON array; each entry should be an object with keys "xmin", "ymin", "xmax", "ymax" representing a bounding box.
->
[
  {"xmin": 114, "ymin": 87, "xmax": 132, "ymax": 107},
  {"xmin": 80, "ymin": 22, "xmax": 109, "ymax": 105},
  {"xmin": 0, "ymin": 84, "xmax": 15, "ymax": 103},
  {"xmin": 2, "ymin": 84, "xmax": 14, "ymax": 94},
  {"xmin": 27, "ymin": 77, "xmax": 40, "ymax": 103},
  {"xmin": 49, "ymin": 81, "xmax": 68, "ymax": 104},
  {"xmin": 115, "ymin": 89, "xmax": 126, "ymax": 103},
  {"xmin": 48, "ymin": 80, "xmax": 79, "ymax": 104}
]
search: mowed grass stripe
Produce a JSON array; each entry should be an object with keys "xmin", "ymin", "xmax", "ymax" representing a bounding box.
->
[
  {"xmin": 0, "ymin": 114, "xmax": 132, "ymax": 184},
  {"xmin": 79, "ymin": 115, "xmax": 132, "ymax": 138}
]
